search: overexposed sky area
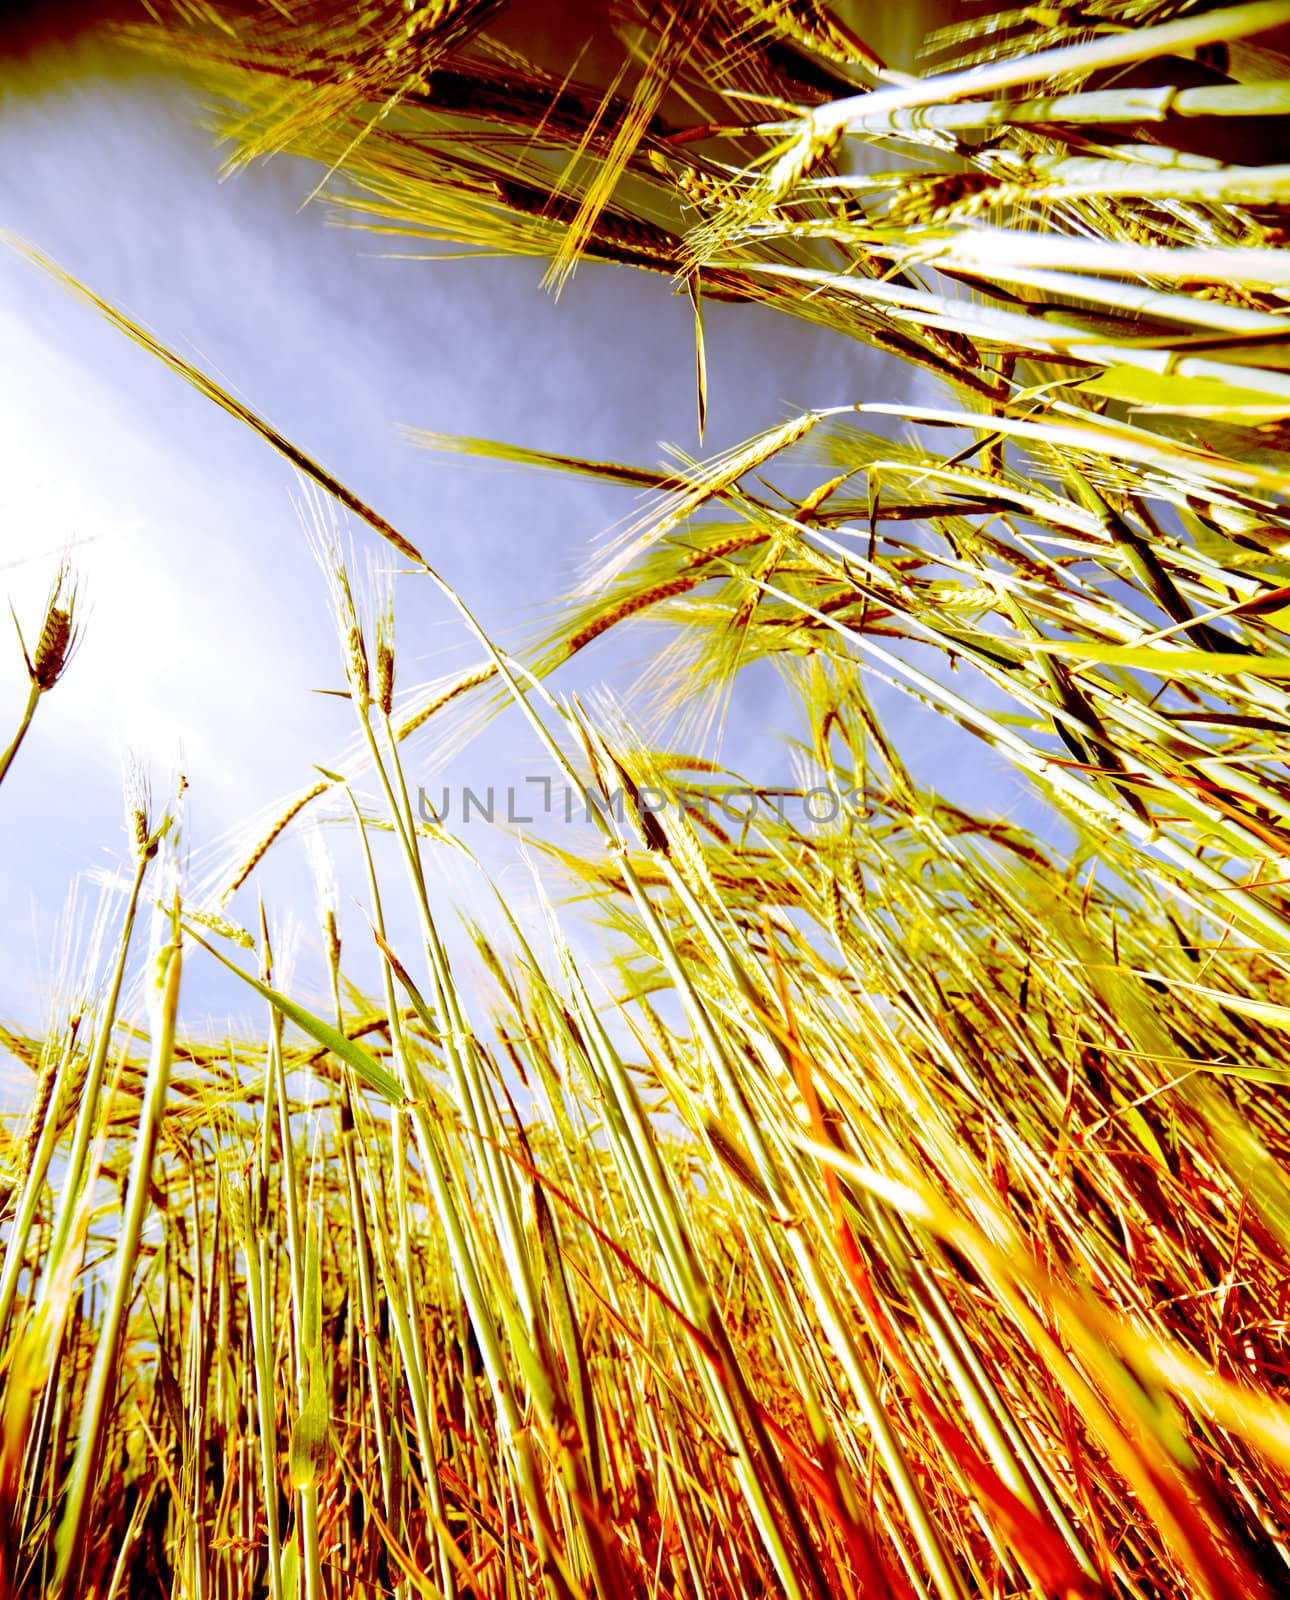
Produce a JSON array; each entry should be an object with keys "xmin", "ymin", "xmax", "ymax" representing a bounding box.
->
[{"xmin": 0, "ymin": 23, "xmax": 1028, "ymax": 1090}]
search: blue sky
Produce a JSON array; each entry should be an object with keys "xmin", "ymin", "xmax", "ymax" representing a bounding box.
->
[{"xmin": 0, "ymin": 30, "xmax": 1028, "ymax": 1091}]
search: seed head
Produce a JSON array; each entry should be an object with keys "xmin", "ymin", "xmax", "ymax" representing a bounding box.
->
[
  {"xmin": 887, "ymin": 171, "xmax": 1004, "ymax": 227},
  {"xmin": 33, "ymin": 609, "xmax": 71, "ymax": 689},
  {"xmin": 376, "ymin": 641, "xmax": 395, "ymax": 717},
  {"xmin": 305, "ymin": 497, "xmax": 373, "ymax": 711},
  {"xmin": 185, "ymin": 903, "xmax": 255, "ymax": 949},
  {"xmin": 345, "ymin": 616, "xmax": 371, "ymax": 708},
  {"xmin": 369, "ymin": 556, "xmax": 396, "ymax": 717},
  {"xmin": 331, "ymin": 558, "xmax": 371, "ymax": 709},
  {"xmin": 19, "ymin": 1042, "xmax": 60, "ymax": 1180},
  {"xmin": 305, "ymin": 824, "xmax": 342, "ymax": 975},
  {"xmin": 21, "ymin": 563, "xmax": 81, "ymax": 692},
  {"xmin": 125, "ymin": 763, "xmax": 155, "ymax": 862}
]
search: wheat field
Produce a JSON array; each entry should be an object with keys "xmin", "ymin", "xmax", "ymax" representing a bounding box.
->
[{"xmin": 4, "ymin": 3, "xmax": 1290, "ymax": 1597}]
